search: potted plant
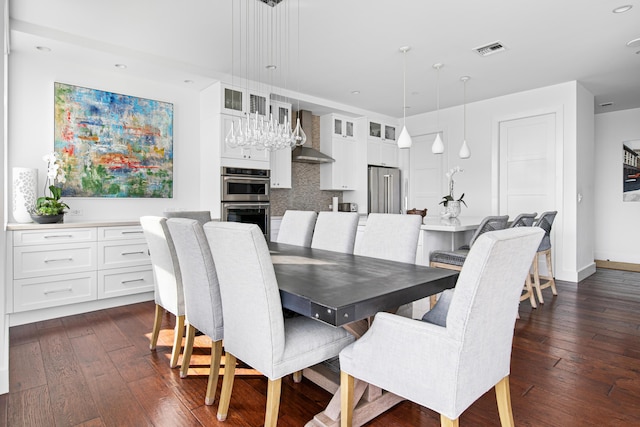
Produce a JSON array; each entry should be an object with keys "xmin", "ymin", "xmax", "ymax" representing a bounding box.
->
[
  {"xmin": 439, "ymin": 166, "xmax": 467, "ymax": 218},
  {"xmin": 31, "ymin": 152, "xmax": 69, "ymax": 224}
]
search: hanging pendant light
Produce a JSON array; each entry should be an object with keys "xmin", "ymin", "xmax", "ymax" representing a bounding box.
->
[
  {"xmin": 432, "ymin": 63, "xmax": 445, "ymax": 154},
  {"xmin": 459, "ymin": 76, "xmax": 471, "ymax": 159},
  {"xmin": 397, "ymin": 46, "xmax": 412, "ymax": 149}
]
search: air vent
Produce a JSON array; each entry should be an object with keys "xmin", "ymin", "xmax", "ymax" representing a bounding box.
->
[{"xmin": 473, "ymin": 41, "xmax": 507, "ymax": 57}]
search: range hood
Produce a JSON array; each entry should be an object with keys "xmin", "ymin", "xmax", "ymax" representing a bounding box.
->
[{"xmin": 291, "ymin": 110, "xmax": 335, "ymax": 164}]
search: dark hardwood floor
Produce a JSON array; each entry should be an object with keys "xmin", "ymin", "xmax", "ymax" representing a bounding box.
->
[{"xmin": 2, "ymin": 268, "xmax": 640, "ymax": 426}]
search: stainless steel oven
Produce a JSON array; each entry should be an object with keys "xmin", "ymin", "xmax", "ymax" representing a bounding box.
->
[{"xmin": 221, "ymin": 167, "xmax": 271, "ymax": 240}]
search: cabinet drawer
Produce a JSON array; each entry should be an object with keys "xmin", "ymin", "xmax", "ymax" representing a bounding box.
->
[
  {"xmin": 98, "ymin": 226, "xmax": 145, "ymax": 241},
  {"xmin": 98, "ymin": 265, "xmax": 155, "ymax": 299},
  {"xmin": 13, "ymin": 272, "xmax": 97, "ymax": 312},
  {"xmin": 98, "ymin": 241, "xmax": 151, "ymax": 269},
  {"xmin": 13, "ymin": 228, "xmax": 96, "ymax": 246},
  {"xmin": 14, "ymin": 243, "xmax": 97, "ymax": 279}
]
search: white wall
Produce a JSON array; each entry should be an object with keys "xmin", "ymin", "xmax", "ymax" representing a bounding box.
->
[
  {"xmin": 7, "ymin": 49, "xmax": 204, "ymax": 221},
  {"xmin": 404, "ymin": 81, "xmax": 595, "ymax": 282},
  {"xmin": 594, "ymin": 108, "xmax": 640, "ymax": 263},
  {"xmin": 1, "ymin": 0, "xmax": 9, "ymax": 395}
]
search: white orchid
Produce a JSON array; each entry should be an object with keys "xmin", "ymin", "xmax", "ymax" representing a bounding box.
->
[{"xmin": 44, "ymin": 151, "xmax": 66, "ymax": 185}]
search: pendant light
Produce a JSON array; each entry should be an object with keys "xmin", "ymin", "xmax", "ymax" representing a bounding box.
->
[
  {"xmin": 431, "ymin": 63, "xmax": 445, "ymax": 154},
  {"xmin": 459, "ymin": 76, "xmax": 471, "ymax": 159},
  {"xmin": 397, "ymin": 46, "xmax": 412, "ymax": 149}
]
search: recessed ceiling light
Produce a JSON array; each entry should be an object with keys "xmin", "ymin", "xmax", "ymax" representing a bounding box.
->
[
  {"xmin": 350, "ymin": 90, "xmax": 360, "ymax": 95},
  {"xmin": 613, "ymin": 5, "xmax": 633, "ymax": 13},
  {"xmin": 627, "ymin": 37, "xmax": 640, "ymax": 47},
  {"xmin": 114, "ymin": 64, "xmax": 127, "ymax": 69},
  {"xmin": 35, "ymin": 46, "xmax": 51, "ymax": 52},
  {"xmin": 599, "ymin": 102, "xmax": 614, "ymax": 107},
  {"xmin": 184, "ymin": 79, "xmax": 194, "ymax": 84}
]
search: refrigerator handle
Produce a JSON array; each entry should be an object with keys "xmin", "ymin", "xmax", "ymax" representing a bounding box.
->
[{"xmin": 383, "ymin": 174, "xmax": 392, "ymax": 214}]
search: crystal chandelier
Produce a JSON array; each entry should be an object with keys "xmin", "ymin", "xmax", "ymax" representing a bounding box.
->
[{"xmin": 225, "ymin": 0, "xmax": 305, "ymax": 151}]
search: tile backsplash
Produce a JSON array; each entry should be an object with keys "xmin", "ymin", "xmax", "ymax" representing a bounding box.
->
[{"xmin": 270, "ymin": 114, "xmax": 342, "ymax": 216}]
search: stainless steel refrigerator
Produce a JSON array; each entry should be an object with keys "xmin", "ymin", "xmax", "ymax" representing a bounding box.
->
[{"xmin": 368, "ymin": 165, "xmax": 401, "ymax": 214}]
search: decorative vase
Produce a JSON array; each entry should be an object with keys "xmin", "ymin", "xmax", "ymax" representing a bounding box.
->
[
  {"xmin": 12, "ymin": 167, "xmax": 38, "ymax": 223},
  {"xmin": 30, "ymin": 213, "xmax": 65, "ymax": 224},
  {"xmin": 446, "ymin": 201, "xmax": 462, "ymax": 218}
]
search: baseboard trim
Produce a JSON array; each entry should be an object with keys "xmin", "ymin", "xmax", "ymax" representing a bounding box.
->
[
  {"xmin": 0, "ymin": 367, "xmax": 7, "ymax": 395},
  {"xmin": 578, "ymin": 262, "xmax": 597, "ymax": 282},
  {"xmin": 595, "ymin": 260, "xmax": 640, "ymax": 273}
]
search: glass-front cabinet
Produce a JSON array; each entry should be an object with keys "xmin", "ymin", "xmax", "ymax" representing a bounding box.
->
[
  {"xmin": 367, "ymin": 119, "xmax": 399, "ymax": 167},
  {"xmin": 222, "ymin": 84, "xmax": 269, "ymax": 119},
  {"xmin": 368, "ymin": 120, "xmax": 397, "ymax": 143},
  {"xmin": 331, "ymin": 115, "xmax": 356, "ymax": 140}
]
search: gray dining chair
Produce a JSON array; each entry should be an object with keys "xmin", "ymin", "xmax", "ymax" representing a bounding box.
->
[
  {"xmin": 531, "ymin": 211, "xmax": 558, "ymax": 303},
  {"xmin": 164, "ymin": 210, "xmax": 212, "ymax": 224},
  {"xmin": 140, "ymin": 215, "xmax": 185, "ymax": 368},
  {"xmin": 429, "ymin": 215, "xmax": 510, "ymax": 271},
  {"xmin": 203, "ymin": 222, "xmax": 354, "ymax": 427},
  {"xmin": 354, "ymin": 213, "xmax": 422, "ymax": 263},
  {"xmin": 276, "ymin": 210, "xmax": 317, "ymax": 246},
  {"xmin": 339, "ymin": 227, "xmax": 544, "ymax": 427},
  {"xmin": 166, "ymin": 218, "xmax": 224, "ymax": 406},
  {"xmin": 311, "ymin": 211, "xmax": 360, "ymax": 253}
]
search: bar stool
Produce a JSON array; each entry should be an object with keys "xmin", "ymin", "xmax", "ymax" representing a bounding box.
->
[
  {"xmin": 531, "ymin": 211, "xmax": 558, "ymax": 303},
  {"xmin": 509, "ymin": 213, "xmax": 538, "ymax": 308}
]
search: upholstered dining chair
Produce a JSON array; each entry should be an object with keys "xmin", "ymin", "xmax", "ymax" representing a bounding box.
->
[
  {"xmin": 339, "ymin": 227, "xmax": 544, "ymax": 427},
  {"xmin": 166, "ymin": 218, "xmax": 224, "ymax": 406},
  {"xmin": 509, "ymin": 212, "xmax": 538, "ymax": 308},
  {"xmin": 204, "ymin": 222, "xmax": 355, "ymax": 427},
  {"xmin": 429, "ymin": 215, "xmax": 510, "ymax": 271},
  {"xmin": 531, "ymin": 211, "xmax": 558, "ymax": 303},
  {"xmin": 276, "ymin": 210, "xmax": 318, "ymax": 246},
  {"xmin": 140, "ymin": 216, "xmax": 185, "ymax": 368},
  {"xmin": 311, "ymin": 211, "xmax": 360, "ymax": 253},
  {"xmin": 164, "ymin": 210, "xmax": 212, "ymax": 224},
  {"xmin": 353, "ymin": 213, "xmax": 422, "ymax": 263}
]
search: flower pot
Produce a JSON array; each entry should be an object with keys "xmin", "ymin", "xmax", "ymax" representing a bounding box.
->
[
  {"xmin": 30, "ymin": 213, "xmax": 64, "ymax": 224},
  {"xmin": 446, "ymin": 201, "xmax": 461, "ymax": 218}
]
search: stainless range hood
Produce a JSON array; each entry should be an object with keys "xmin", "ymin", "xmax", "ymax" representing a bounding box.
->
[{"xmin": 291, "ymin": 110, "xmax": 335, "ymax": 164}]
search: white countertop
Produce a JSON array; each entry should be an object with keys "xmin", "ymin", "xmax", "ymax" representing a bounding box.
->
[
  {"xmin": 420, "ymin": 216, "xmax": 485, "ymax": 232},
  {"xmin": 6, "ymin": 219, "xmax": 142, "ymax": 231}
]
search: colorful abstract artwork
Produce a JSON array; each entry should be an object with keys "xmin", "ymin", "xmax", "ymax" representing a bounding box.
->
[{"xmin": 54, "ymin": 82, "xmax": 173, "ymax": 198}]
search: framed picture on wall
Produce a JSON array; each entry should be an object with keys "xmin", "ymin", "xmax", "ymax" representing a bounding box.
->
[
  {"xmin": 623, "ymin": 139, "xmax": 640, "ymax": 202},
  {"xmin": 54, "ymin": 82, "xmax": 174, "ymax": 198}
]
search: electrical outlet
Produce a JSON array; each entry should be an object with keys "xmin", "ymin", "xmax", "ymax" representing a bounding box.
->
[{"xmin": 67, "ymin": 209, "xmax": 83, "ymax": 216}]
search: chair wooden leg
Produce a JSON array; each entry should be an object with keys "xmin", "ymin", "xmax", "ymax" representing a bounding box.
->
[
  {"xmin": 180, "ymin": 323, "xmax": 196, "ymax": 378},
  {"xmin": 150, "ymin": 304, "xmax": 163, "ymax": 350},
  {"xmin": 170, "ymin": 315, "xmax": 185, "ymax": 368},
  {"xmin": 495, "ymin": 375, "xmax": 515, "ymax": 427},
  {"xmin": 264, "ymin": 378, "xmax": 282, "ymax": 427},
  {"xmin": 521, "ymin": 273, "xmax": 537, "ymax": 309},
  {"xmin": 217, "ymin": 353, "xmax": 237, "ymax": 421},
  {"xmin": 545, "ymin": 250, "xmax": 557, "ymax": 295},
  {"xmin": 340, "ymin": 371, "xmax": 354, "ymax": 427},
  {"xmin": 440, "ymin": 414, "xmax": 459, "ymax": 427},
  {"xmin": 293, "ymin": 370, "xmax": 303, "ymax": 383},
  {"xmin": 532, "ymin": 253, "xmax": 544, "ymax": 304},
  {"xmin": 205, "ymin": 340, "xmax": 223, "ymax": 405}
]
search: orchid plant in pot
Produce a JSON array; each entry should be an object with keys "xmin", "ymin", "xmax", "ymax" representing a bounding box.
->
[
  {"xmin": 439, "ymin": 166, "xmax": 467, "ymax": 218},
  {"xmin": 31, "ymin": 152, "xmax": 69, "ymax": 223}
]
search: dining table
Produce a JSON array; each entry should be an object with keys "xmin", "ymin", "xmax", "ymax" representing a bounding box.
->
[{"xmin": 269, "ymin": 241, "xmax": 459, "ymax": 427}]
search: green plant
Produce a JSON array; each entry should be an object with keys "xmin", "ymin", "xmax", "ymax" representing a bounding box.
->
[
  {"xmin": 439, "ymin": 193, "xmax": 467, "ymax": 208},
  {"xmin": 34, "ymin": 185, "xmax": 69, "ymax": 215}
]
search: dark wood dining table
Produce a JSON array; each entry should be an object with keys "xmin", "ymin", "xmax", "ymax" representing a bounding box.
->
[{"xmin": 269, "ymin": 241, "xmax": 459, "ymax": 427}]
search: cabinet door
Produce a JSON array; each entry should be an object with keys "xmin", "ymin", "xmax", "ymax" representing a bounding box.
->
[
  {"xmin": 380, "ymin": 141, "xmax": 399, "ymax": 167},
  {"xmin": 369, "ymin": 121, "xmax": 382, "ymax": 140},
  {"xmin": 220, "ymin": 115, "xmax": 270, "ymax": 162},
  {"xmin": 324, "ymin": 138, "xmax": 357, "ymax": 190},
  {"xmin": 223, "ymin": 86, "xmax": 245, "ymax": 116},
  {"xmin": 345, "ymin": 120, "xmax": 355, "ymax": 139},
  {"xmin": 383, "ymin": 125, "xmax": 397, "ymax": 142},
  {"xmin": 248, "ymin": 91, "xmax": 268, "ymax": 118},
  {"xmin": 333, "ymin": 117, "xmax": 344, "ymax": 137},
  {"xmin": 269, "ymin": 100, "xmax": 292, "ymax": 188}
]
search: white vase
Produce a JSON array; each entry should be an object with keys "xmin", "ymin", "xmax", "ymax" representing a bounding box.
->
[{"xmin": 12, "ymin": 167, "xmax": 38, "ymax": 223}]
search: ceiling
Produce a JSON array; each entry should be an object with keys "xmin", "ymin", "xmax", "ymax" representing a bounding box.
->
[{"xmin": 8, "ymin": 0, "xmax": 640, "ymax": 118}]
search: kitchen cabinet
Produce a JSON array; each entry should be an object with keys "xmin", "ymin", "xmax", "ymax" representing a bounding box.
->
[
  {"xmin": 221, "ymin": 84, "xmax": 269, "ymax": 119},
  {"xmin": 269, "ymin": 100, "xmax": 292, "ymax": 189},
  {"xmin": 328, "ymin": 114, "xmax": 357, "ymax": 141},
  {"xmin": 368, "ymin": 120, "xmax": 397, "ymax": 143},
  {"xmin": 220, "ymin": 114, "xmax": 270, "ymax": 164},
  {"xmin": 367, "ymin": 119, "xmax": 399, "ymax": 167},
  {"xmin": 320, "ymin": 114, "xmax": 358, "ymax": 190}
]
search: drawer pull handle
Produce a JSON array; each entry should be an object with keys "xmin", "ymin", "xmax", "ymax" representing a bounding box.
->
[
  {"xmin": 121, "ymin": 278, "xmax": 145, "ymax": 284},
  {"xmin": 44, "ymin": 287, "xmax": 72, "ymax": 295},
  {"xmin": 44, "ymin": 235, "xmax": 73, "ymax": 239},
  {"xmin": 121, "ymin": 251, "xmax": 145, "ymax": 256},
  {"xmin": 44, "ymin": 257, "xmax": 73, "ymax": 263},
  {"xmin": 121, "ymin": 231, "xmax": 144, "ymax": 235}
]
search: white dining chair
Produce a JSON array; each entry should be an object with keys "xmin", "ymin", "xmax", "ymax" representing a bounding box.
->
[
  {"xmin": 353, "ymin": 213, "xmax": 422, "ymax": 263},
  {"xmin": 203, "ymin": 222, "xmax": 354, "ymax": 427},
  {"xmin": 164, "ymin": 210, "xmax": 211, "ymax": 224},
  {"xmin": 140, "ymin": 215, "xmax": 185, "ymax": 368},
  {"xmin": 166, "ymin": 218, "xmax": 224, "ymax": 405},
  {"xmin": 275, "ymin": 210, "xmax": 317, "ymax": 246},
  {"xmin": 339, "ymin": 227, "xmax": 544, "ymax": 427},
  {"xmin": 311, "ymin": 211, "xmax": 360, "ymax": 253}
]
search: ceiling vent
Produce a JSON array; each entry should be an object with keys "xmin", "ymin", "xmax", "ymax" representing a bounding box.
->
[{"xmin": 473, "ymin": 41, "xmax": 507, "ymax": 57}]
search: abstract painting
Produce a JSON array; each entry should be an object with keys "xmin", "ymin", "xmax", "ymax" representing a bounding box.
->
[
  {"xmin": 623, "ymin": 140, "xmax": 640, "ymax": 202},
  {"xmin": 54, "ymin": 82, "xmax": 173, "ymax": 198}
]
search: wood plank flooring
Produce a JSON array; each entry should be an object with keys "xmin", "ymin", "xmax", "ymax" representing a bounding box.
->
[{"xmin": 2, "ymin": 268, "xmax": 640, "ymax": 426}]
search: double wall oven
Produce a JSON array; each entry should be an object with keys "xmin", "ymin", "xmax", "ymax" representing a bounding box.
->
[{"xmin": 221, "ymin": 167, "xmax": 270, "ymax": 240}]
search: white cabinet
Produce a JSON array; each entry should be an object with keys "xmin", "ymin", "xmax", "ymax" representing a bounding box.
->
[
  {"xmin": 269, "ymin": 100, "xmax": 292, "ymax": 189},
  {"xmin": 9, "ymin": 224, "xmax": 153, "ymax": 314},
  {"xmin": 367, "ymin": 120, "xmax": 399, "ymax": 167},
  {"xmin": 368, "ymin": 120, "xmax": 397, "ymax": 143},
  {"xmin": 220, "ymin": 114, "xmax": 271, "ymax": 164},
  {"xmin": 320, "ymin": 114, "xmax": 359, "ymax": 190},
  {"xmin": 221, "ymin": 84, "xmax": 269, "ymax": 119},
  {"xmin": 328, "ymin": 114, "xmax": 357, "ymax": 141}
]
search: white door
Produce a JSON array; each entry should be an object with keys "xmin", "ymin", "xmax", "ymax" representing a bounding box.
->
[
  {"xmin": 409, "ymin": 133, "xmax": 443, "ymax": 215},
  {"xmin": 499, "ymin": 114, "xmax": 556, "ymax": 216}
]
